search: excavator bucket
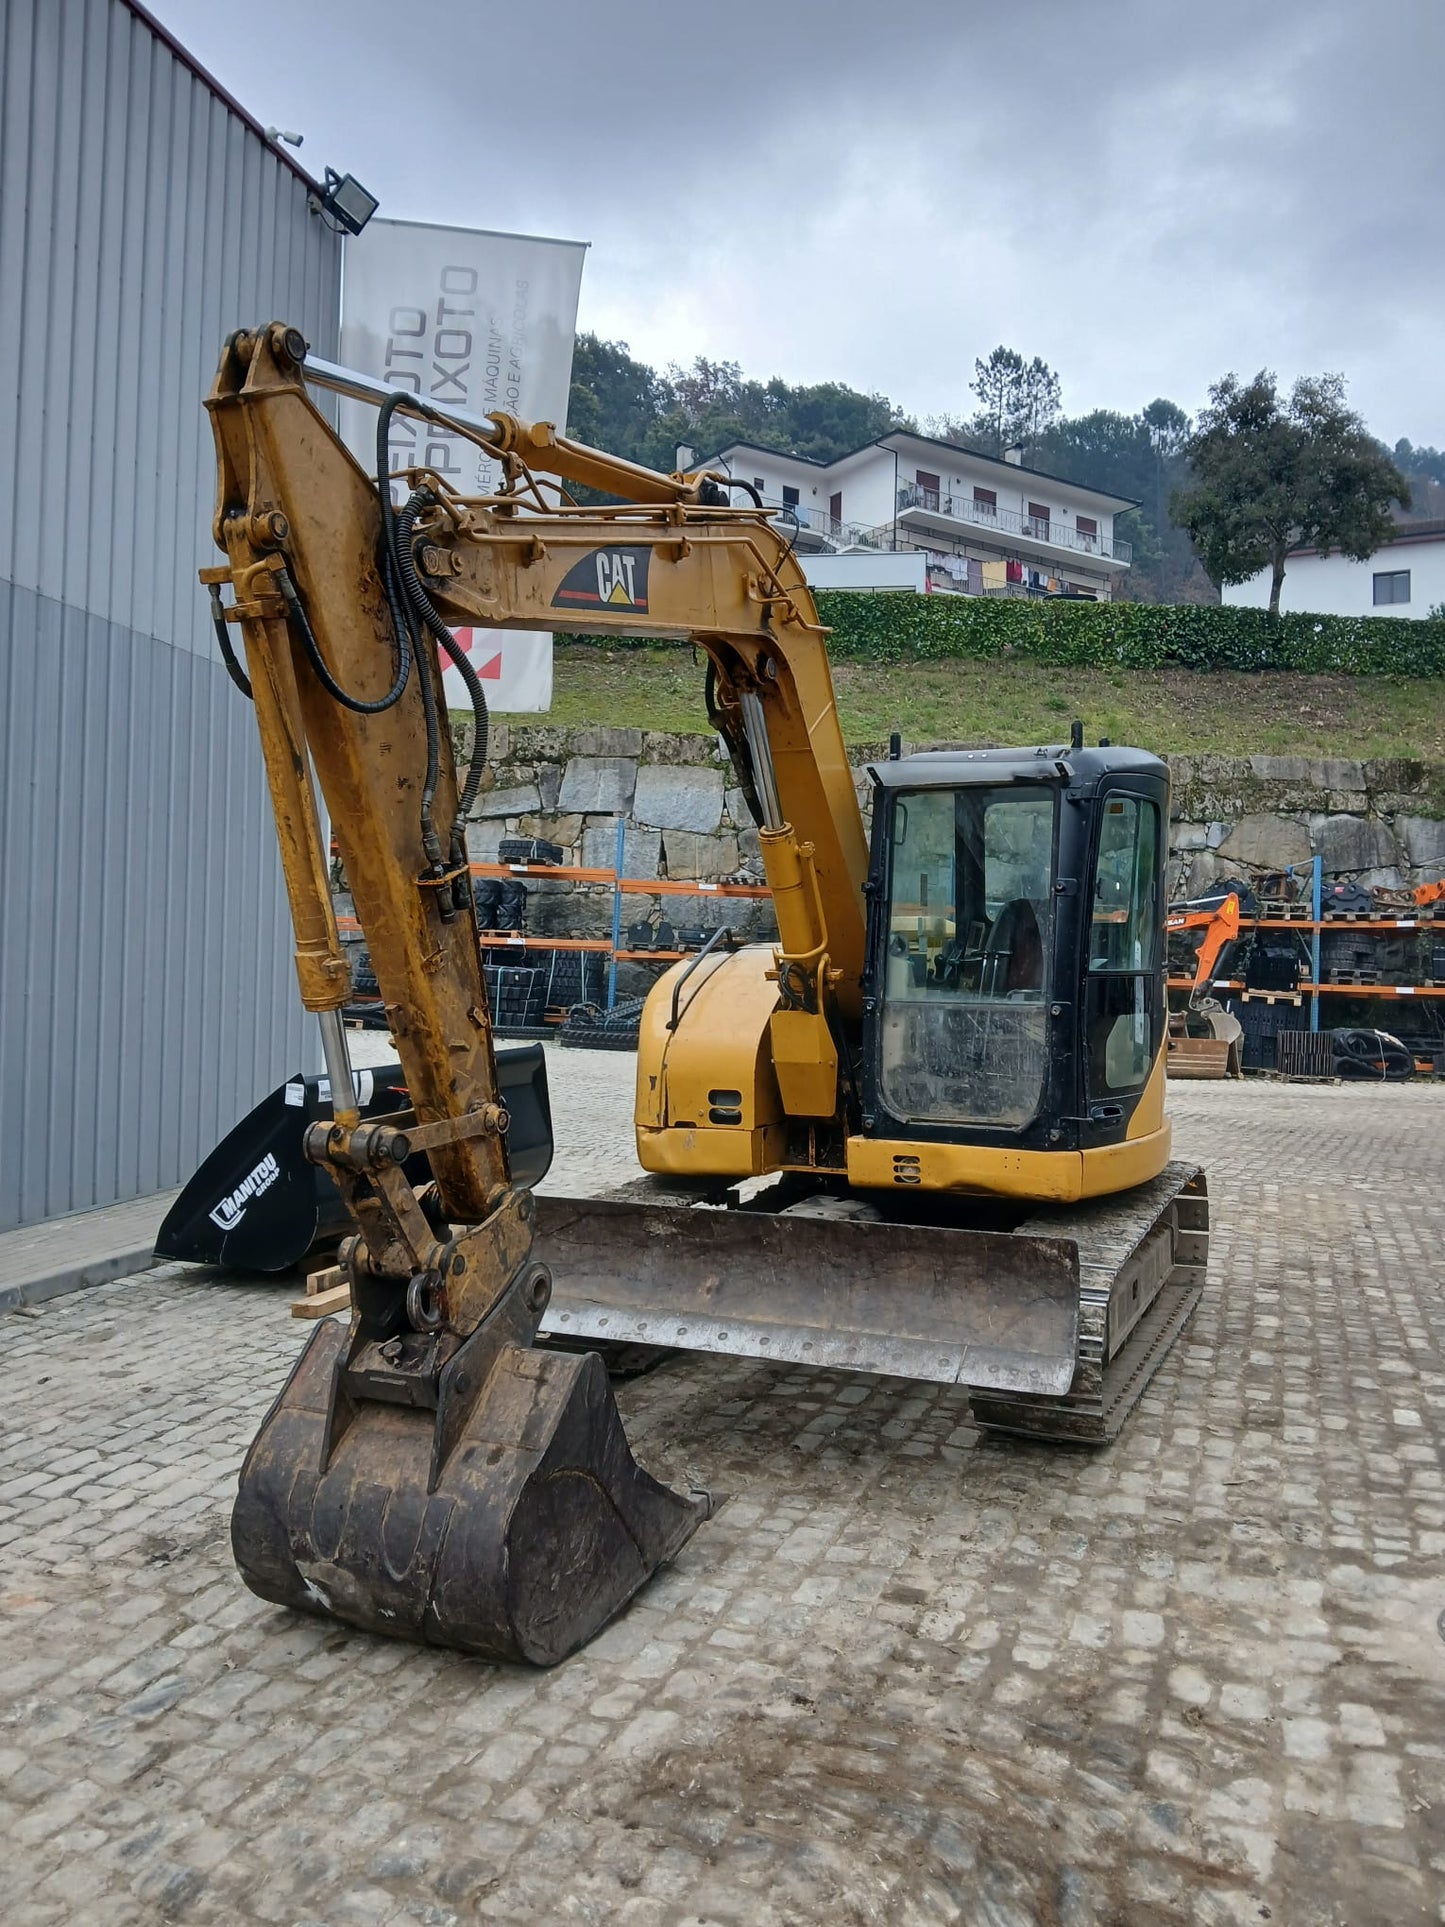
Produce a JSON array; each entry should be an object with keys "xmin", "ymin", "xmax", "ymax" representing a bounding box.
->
[
  {"xmin": 535, "ymin": 1195, "xmax": 1082, "ymax": 1395},
  {"xmin": 233, "ymin": 1312, "xmax": 709, "ymax": 1666}
]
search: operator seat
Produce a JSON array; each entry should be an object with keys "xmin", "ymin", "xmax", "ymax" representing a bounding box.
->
[{"xmin": 982, "ymin": 898, "xmax": 1043, "ymax": 996}]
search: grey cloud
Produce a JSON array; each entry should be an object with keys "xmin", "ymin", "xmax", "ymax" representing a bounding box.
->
[{"xmin": 158, "ymin": 0, "xmax": 1445, "ymax": 442}]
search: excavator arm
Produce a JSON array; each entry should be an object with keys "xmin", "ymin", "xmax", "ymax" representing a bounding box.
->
[{"xmin": 204, "ymin": 323, "xmax": 881, "ymax": 1662}]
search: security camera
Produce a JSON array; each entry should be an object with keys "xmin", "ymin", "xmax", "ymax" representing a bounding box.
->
[{"xmin": 265, "ymin": 126, "xmax": 305, "ymax": 148}]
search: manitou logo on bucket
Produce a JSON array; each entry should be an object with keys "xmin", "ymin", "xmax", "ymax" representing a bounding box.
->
[{"xmin": 209, "ymin": 1153, "xmax": 281, "ymax": 1232}]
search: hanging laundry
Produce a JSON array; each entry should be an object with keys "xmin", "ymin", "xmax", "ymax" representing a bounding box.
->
[
  {"xmin": 1006, "ymin": 560, "xmax": 1023, "ymax": 584},
  {"xmin": 981, "ymin": 560, "xmax": 1007, "ymax": 589},
  {"xmin": 967, "ymin": 558, "xmax": 983, "ymax": 594}
]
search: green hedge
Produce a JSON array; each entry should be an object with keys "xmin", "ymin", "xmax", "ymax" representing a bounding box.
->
[{"xmin": 808, "ymin": 592, "xmax": 1445, "ymax": 676}]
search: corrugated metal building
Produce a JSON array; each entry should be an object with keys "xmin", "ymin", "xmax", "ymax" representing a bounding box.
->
[{"xmin": 0, "ymin": 0, "xmax": 343, "ymax": 1230}]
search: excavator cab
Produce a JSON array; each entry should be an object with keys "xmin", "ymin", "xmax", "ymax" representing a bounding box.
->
[{"xmin": 862, "ymin": 746, "xmax": 1171, "ymax": 1174}]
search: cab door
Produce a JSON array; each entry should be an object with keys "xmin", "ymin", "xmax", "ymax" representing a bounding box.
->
[{"xmin": 1080, "ymin": 784, "xmax": 1166, "ymax": 1144}]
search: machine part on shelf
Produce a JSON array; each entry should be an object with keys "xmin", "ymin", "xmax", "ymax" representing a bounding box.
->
[
  {"xmin": 1332, "ymin": 1027, "xmax": 1414, "ymax": 1080},
  {"xmin": 1243, "ymin": 928, "xmax": 1309, "ymax": 994},
  {"xmin": 1223, "ymin": 993, "xmax": 1304, "ymax": 1071},
  {"xmin": 559, "ymin": 998, "xmax": 647, "ymax": 1050},
  {"xmin": 495, "ymin": 879, "xmax": 528, "ymax": 933},
  {"xmin": 347, "ymin": 946, "xmax": 379, "ymax": 995},
  {"xmin": 1166, "ymin": 894, "xmax": 1243, "ymax": 1076},
  {"xmin": 498, "ymin": 837, "xmax": 565, "ymax": 866},
  {"xmin": 1321, "ymin": 880, "xmax": 1375, "ymax": 920},
  {"xmin": 484, "ymin": 964, "xmax": 548, "ymax": 1031},
  {"xmin": 472, "ymin": 877, "xmax": 503, "ymax": 929},
  {"xmin": 1274, "ymin": 1030, "xmax": 1336, "ymax": 1080},
  {"xmin": 202, "ymin": 325, "xmax": 1217, "ymax": 1664},
  {"xmin": 543, "ymin": 946, "xmax": 607, "ymax": 1012}
]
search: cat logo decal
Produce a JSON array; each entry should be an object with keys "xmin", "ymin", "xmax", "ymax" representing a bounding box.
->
[{"xmin": 552, "ymin": 546, "xmax": 651, "ymax": 612}]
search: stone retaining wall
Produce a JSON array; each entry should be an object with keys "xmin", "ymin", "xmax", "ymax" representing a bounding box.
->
[
  {"xmin": 1167, "ymin": 754, "xmax": 1445, "ymax": 895},
  {"xmin": 449, "ymin": 725, "xmax": 1445, "ymax": 965}
]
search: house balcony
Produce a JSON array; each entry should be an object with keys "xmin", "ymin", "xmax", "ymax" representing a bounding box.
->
[
  {"xmin": 761, "ymin": 498, "xmax": 854, "ymax": 554},
  {"xmin": 893, "ymin": 485, "xmax": 1131, "ymax": 567}
]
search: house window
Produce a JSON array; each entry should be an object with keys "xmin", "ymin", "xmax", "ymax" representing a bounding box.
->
[
  {"xmin": 1076, "ymin": 515, "xmax": 1097, "ymax": 539},
  {"xmin": 781, "ymin": 485, "xmax": 800, "ymax": 507},
  {"xmin": 1027, "ymin": 501, "xmax": 1050, "ymax": 534},
  {"xmin": 916, "ymin": 470, "xmax": 941, "ymax": 510},
  {"xmin": 1373, "ymin": 569, "xmax": 1411, "ymax": 605},
  {"xmin": 752, "ymin": 477, "xmax": 765, "ymax": 494},
  {"xmin": 973, "ymin": 487, "xmax": 997, "ymax": 515},
  {"xmin": 829, "ymin": 491, "xmax": 843, "ymax": 529}
]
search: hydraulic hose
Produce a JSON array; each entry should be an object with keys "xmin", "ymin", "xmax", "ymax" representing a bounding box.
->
[
  {"xmin": 208, "ymin": 582, "xmax": 253, "ymax": 699},
  {"xmin": 393, "ymin": 486, "xmax": 491, "ymax": 820},
  {"xmin": 277, "ymin": 566, "xmax": 412, "ymax": 715},
  {"xmin": 394, "ymin": 493, "xmax": 446, "ymax": 885}
]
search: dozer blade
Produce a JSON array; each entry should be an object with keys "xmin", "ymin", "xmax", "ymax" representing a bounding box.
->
[
  {"xmin": 535, "ymin": 1196, "xmax": 1081, "ymax": 1396},
  {"xmin": 232, "ymin": 1317, "xmax": 709, "ymax": 1666}
]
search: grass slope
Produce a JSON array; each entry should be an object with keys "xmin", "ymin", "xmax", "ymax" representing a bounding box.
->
[{"xmin": 512, "ymin": 646, "xmax": 1445, "ymax": 761}]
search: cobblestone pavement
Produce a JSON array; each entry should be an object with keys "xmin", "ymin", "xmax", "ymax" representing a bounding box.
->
[{"xmin": 3, "ymin": 1058, "xmax": 1444, "ymax": 1926}]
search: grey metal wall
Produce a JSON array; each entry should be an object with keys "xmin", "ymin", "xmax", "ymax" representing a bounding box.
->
[{"xmin": 0, "ymin": 0, "xmax": 343, "ymax": 1229}]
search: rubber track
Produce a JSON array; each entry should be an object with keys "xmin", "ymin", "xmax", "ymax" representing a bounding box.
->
[{"xmin": 969, "ymin": 1160, "xmax": 1208, "ymax": 1444}]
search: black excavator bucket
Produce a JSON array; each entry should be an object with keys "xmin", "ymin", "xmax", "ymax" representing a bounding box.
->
[
  {"xmin": 233, "ymin": 1305, "xmax": 709, "ymax": 1666},
  {"xmin": 156, "ymin": 1044, "xmax": 554, "ymax": 1272}
]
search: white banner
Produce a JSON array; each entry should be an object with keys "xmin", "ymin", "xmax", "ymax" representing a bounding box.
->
[
  {"xmin": 447, "ymin": 628, "xmax": 553, "ymax": 712},
  {"xmin": 339, "ymin": 219, "xmax": 587, "ymax": 712}
]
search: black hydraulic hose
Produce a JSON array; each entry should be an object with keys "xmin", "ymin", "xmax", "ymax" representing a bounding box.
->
[
  {"xmin": 698, "ymin": 475, "xmax": 764, "ymax": 510},
  {"xmin": 395, "ymin": 495, "xmax": 447, "ymax": 886},
  {"xmin": 436, "ymin": 626, "xmax": 490, "ymax": 818},
  {"xmin": 208, "ymin": 582, "xmax": 253, "ymax": 699},
  {"xmin": 277, "ymin": 567, "xmax": 412, "ymax": 715},
  {"xmin": 393, "ymin": 484, "xmax": 490, "ymax": 820}
]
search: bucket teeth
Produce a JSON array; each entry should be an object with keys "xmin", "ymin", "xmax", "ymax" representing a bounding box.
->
[{"xmin": 232, "ymin": 1321, "xmax": 709, "ymax": 1665}]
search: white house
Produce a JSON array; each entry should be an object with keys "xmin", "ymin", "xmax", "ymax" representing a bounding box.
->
[
  {"xmin": 702, "ymin": 429, "xmax": 1137, "ymax": 601},
  {"xmin": 1222, "ymin": 516, "xmax": 1445, "ymax": 619}
]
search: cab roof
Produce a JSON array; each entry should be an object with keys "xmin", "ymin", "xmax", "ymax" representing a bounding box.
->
[{"xmin": 867, "ymin": 744, "xmax": 1168, "ymax": 790}]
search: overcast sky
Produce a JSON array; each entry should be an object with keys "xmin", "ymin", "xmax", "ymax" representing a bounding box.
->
[{"xmin": 160, "ymin": 0, "xmax": 1445, "ymax": 445}]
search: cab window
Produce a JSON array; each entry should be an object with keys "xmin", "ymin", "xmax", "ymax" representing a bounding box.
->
[
  {"xmin": 1086, "ymin": 795, "xmax": 1161, "ymax": 1094},
  {"xmin": 878, "ymin": 785, "xmax": 1056, "ymax": 1129}
]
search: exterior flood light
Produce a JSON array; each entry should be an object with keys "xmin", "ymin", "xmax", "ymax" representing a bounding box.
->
[{"xmin": 320, "ymin": 168, "xmax": 378, "ymax": 236}]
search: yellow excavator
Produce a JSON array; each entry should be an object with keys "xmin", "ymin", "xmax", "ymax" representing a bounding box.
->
[{"xmin": 204, "ymin": 323, "xmax": 1207, "ymax": 1665}]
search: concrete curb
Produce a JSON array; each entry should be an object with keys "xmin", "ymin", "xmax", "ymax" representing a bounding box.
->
[{"xmin": 0, "ymin": 1247, "xmax": 161, "ymax": 1316}]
